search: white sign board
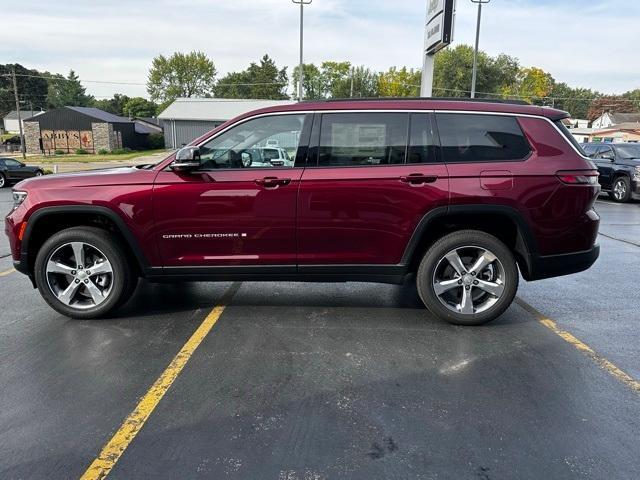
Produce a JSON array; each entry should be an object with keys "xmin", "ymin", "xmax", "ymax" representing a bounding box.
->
[{"xmin": 424, "ymin": 0, "xmax": 455, "ymax": 55}]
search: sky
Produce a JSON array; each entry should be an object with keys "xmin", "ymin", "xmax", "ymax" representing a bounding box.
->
[{"xmin": 1, "ymin": 0, "xmax": 638, "ymax": 99}]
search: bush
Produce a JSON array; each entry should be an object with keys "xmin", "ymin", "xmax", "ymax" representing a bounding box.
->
[
  {"xmin": 43, "ymin": 169, "xmax": 53, "ymax": 175},
  {"xmin": 147, "ymin": 133, "xmax": 165, "ymax": 149},
  {"xmin": 54, "ymin": 149, "xmax": 65, "ymax": 155},
  {"xmin": 97, "ymin": 149, "xmax": 109, "ymax": 155},
  {"xmin": 75, "ymin": 148, "xmax": 89, "ymax": 155},
  {"xmin": 111, "ymin": 147, "xmax": 132, "ymax": 154}
]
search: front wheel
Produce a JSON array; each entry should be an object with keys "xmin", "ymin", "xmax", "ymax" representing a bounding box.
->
[
  {"xmin": 609, "ymin": 176, "xmax": 631, "ymax": 203},
  {"xmin": 0, "ymin": 173, "xmax": 6, "ymax": 188},
  {"xmin": 34, "ymin": 227, "xmax": 133, "ymax": 319},
  {"xmin": 416, "ymin": 230, "xmax": 519, "ymax": 326}
]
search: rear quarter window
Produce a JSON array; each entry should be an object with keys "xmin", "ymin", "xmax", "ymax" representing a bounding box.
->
[
  {"xmin": 554, "ymin": 120, "xmax": 587, "ymax": 156},
  {"xmin": 435, "ymin": 113, "xmax": 531, "ymax": 163}
]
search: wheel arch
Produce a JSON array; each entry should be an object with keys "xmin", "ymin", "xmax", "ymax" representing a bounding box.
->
[
  {"xmin": 401, "ymin": 205, "xmax": 538, "ymax": 279},
  {"xmin": 21, "ymin": 206, "xmax": 149, "ymax": 277}
]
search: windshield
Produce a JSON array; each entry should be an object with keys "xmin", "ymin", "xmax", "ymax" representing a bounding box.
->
[{"xmin": 616, "ymin": 144, "xmax": 640, "ymax": 159}]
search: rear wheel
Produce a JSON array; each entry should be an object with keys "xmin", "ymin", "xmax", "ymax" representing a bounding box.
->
[
  {"xmin": 416, "ymin": 230, "xmax": 519, "ymax": 325},
  {"xmin": 34, "ymin": 227, "xmax": 133, "ymax": 319},
  {"xmin": 609, "ymin": 176, "xmax": 631, "ymax": 203}
]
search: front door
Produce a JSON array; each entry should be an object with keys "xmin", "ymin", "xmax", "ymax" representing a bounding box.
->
[
  {"xmin": 297, "ymin": 112, "xmax": 449, "ymax": 268},
  {"xmin": 153, "ymin": 113, "xmax": 310, "ymax": 269},
  {"xmin": 593, "ymin": 145, "xmax": 615, "ymax": 190},
  {"xmin": 4, "ymin": 158, "xmax": 29, "ymax": 180}
]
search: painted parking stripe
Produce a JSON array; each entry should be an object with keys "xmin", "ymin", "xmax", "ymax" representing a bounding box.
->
[
  {"xmin": 80, "ymin": 282, "xmax": 241, "ymax": 480},
  {"xmin": 515, "ymin": 297, "xmax": 640, "ymax": 394},
  {"xmin": 0, "ymin": 268, "xmax": 15, "ymax": 277}
]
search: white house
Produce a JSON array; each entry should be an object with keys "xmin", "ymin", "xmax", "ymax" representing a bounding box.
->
[
  {"xmin": 2, "ymin": 110, "xmax": 45, "ymax": 134},
  {"xmin": 591, "ymin": 111, "xmax": 640, "ymax": 129}
]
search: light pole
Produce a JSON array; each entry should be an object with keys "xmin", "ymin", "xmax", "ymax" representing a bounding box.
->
[
  {"xmin": 470, "ymin": 0, "xmax": 490, "ymax": 98},
  {"xmin": 292, "ymin": 0, "xmax": 312, "ymax": 102}
]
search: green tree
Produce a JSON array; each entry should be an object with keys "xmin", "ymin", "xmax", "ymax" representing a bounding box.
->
[
  {"xmin": 378, "ymin": 67, "xmax": 421, "ymax": 97},
  {"xmin": 0, "ymin": 64, "xmax": 49, "ymax": 115},
  {"xmin": 215, "ymin": 55, "xmax": 288, "ymax": 100},
  {"xmin": 122, "ymin": 97, "xmax": 158, "ymax": 117},
  {"xmin": 92, "ymin": 94, "xmax": 131, "ymax": 115},
  {"xmin": 433, "ymin": 45, "xmax": 519, "ymax": 98},
  {"xmin": 320, "ymin": 61, "xmax": 352, "ymax": 98},
  {"xmin": 548, "ymin": 83, "xmax": 599, "ymax": 119},
  {"xmin": 147, "ymin": 51, "xmax": 217, "ymax": 104},
  {"xmin": 502, "ymin": 67, "xmax": 554, "ymax": 104},
  {"xmin": 292, "ymin": 63, "xmax": 324, "ymax": 100},
  {"xmin": 349, "ymin": 66, "xmax": 380, "ymax": 98},
  {"xmin": 47, "ymin": 70, "xmax": 94, "ymax": 108}
]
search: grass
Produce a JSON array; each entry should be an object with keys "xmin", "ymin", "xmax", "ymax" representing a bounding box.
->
[{"xmin": 26, "ymin": 149, "xmax": 168, "ymax": 163}]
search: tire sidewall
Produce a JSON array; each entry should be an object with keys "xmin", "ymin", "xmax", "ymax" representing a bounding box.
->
[
  {"xmin": 611, "ymin": 177, "xmax": 631, "ymax": 203},
  {"xmin": 0, "ymin": 173, "xmax": 5, "ymax": 188},
  {"xmin": 416, "ymin": 230, "xmax": 519, "ymax": 326},
  {"xmin": 34, "ymin": 227, "xmax": 130, "ymax": 319}
]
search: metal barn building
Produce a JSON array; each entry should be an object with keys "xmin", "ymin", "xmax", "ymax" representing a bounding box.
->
[{"xmin": 157, "ymin": 98, "xmax": 295, "ymax": 149}]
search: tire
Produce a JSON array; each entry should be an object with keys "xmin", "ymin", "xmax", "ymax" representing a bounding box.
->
[
  {"xmin": 35, "ymin": 170, "xmax": 44, "ymax": 177},
  {"xmin": 0, "ymin": 173, "xmax": 6, "ymax": 188},
  {"xmin": 416, "ymin": 230, "xmax": 519, "ymax": 326},
  {"xmin": 608, "ymin": 176, "xmax": 631, "ymax": 203},
  {"xmin": 34, "ymin": 227, "xmax": 133, "ymax": 319}
]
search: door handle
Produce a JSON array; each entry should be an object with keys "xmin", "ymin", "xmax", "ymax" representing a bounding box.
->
[
  {"xmin": 399, "ymin": 173, "xmax": 438, "ymax": 185},
  {"xmin": 255, "ymin": 176, "xmax": 291, "ymax": 188}
]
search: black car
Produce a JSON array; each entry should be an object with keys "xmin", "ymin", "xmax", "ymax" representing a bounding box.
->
[
  {"xmin": 0, "ymin": 158, "xmax": 44, "ymax": 188},
  {"xmin": 582, "ymin": 143, "xmax": 640, "ymax": 202}
]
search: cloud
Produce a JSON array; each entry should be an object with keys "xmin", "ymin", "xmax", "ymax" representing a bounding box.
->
[{"xmin": 1, "ymin": 0, "xmax": 637, "ymax": 98}]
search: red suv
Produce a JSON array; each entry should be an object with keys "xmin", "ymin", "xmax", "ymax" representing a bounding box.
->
[{"xmin": 5, "ymin": 99, "xmax": 600, "ymax": 325}]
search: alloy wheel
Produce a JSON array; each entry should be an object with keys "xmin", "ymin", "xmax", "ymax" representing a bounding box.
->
[
  {"xmin": 45, "ymin": 242, "xmax": 114, "ymax": 310},
  {"xmin": 432, "ymin": 246, "xmax": 506, "ymax": 315},
  {"xmin": 613, "ymin": 179, "xmax": 627, "ymax": 201},
  {"xmin": 0, "ymin": 175, "xmax": 5, "ymax": 187}
]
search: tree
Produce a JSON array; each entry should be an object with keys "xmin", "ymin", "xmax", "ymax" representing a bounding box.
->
[
  {"xmin": 320, "ymin": 61, "xmax": 352, "ymax": 98},
  {"xmin": 587, "ymin": 96, "xmax": 638, "ymax": 121},
  {"xmin": 548, "ymin": 83, "xmax": 599, "ymax": 119},
  {"xmin": 292, "ymin": 63, "xmax": 324, "ymax": 100},
  {"xmin": 47, "ymin": 70, "xmax": 94, "ymax": 108},
  {"xmin": 378, "ymin": 67, "xmax": 421, "ymax": 97},
  {"xmin": 293, "ymin": 62, "xmax": 379, "ymax": 100},
  {"xmin": 122, "ymin": 97, "xmax": 158, "ymax": 117},
  {"xmin": 215, "ymin": 55, "xmax": 288, "ymax": 100},
  {"xmin": 92, "ymin": 94, "xmax": 130, "ymax": 115},
  {"xmin": 147, "ymin": 51, "xmax": 217, "ymax": 104},
  {"xmin": 0, "ymin": 63, "xmax": 49, "ymax": 115},
  {"xmin": 502, "ymin": 67, "xmax": 554, "ymax": 104},
  {"xmin": 433, "ymin": 45, "xmax": 519, "ymax": 98}
]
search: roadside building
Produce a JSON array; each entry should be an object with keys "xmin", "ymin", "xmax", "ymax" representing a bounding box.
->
[
  {"xmin": 3, "ymin": 110, "xmax": 45, "ymax": 134},
  {"xmin": 581, "ymin": 123, "xmax": 640, "ymax": 143},
  {"xmin": 158, "ymin": 98, "xmax": 296, "ymax": 149},
  {"xmin": 591, "ymin": 111, "xmax": 640, "ymax": 129},
  {"xmin": 23, "ymin": 107, "xmax": 154, "ymax": 154},
  {"xmin": 570, "ymin": 128, "xmax": 597, "ymax": 144}
]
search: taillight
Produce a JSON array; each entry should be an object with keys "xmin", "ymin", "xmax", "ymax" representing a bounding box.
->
[{"xmin": 556, "ymin": 170, "xmax": 599, "ymax": 185}]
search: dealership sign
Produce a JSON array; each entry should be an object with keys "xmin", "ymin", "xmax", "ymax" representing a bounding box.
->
[{"xmin": 425, "ymin": 0, "xmax": 455, "ymax": 55}]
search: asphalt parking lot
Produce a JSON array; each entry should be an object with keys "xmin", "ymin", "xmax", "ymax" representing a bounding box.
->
[{"xmin": 0, "ymin": 189, "xmax": 638, "ymax": 479}]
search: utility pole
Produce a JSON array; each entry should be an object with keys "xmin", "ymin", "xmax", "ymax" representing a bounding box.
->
[
  {"xmin": 350, "ymin": 67, "xmax": 354, "ymax": 98},
  {"xmin": 11, "ymin": 67, "xmax": 26, "ymax": 159},
  {"xmin": 470, "ymin": 0, "xmax": 490, "ymax": 99},
  {"xmin": 292, "ymin": 0, "xmax": 312, "ymax": 102}
]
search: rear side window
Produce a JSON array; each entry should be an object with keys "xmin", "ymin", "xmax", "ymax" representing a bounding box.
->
[
  {"xmin": 436, "ymin": 113, "xmax": 531, "ymax": 163},
  {"xmin": 554, "ymin": 120, "xmax": 586, "ymax": 156},
  {"xmin": 318, "ymin": 113, "xmax": 408, "ymax": 166}
]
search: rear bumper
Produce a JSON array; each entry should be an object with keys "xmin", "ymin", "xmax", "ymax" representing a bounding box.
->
[{"xmin": 523, "ymin": 244, "xmax": 600, "ymax": 281}]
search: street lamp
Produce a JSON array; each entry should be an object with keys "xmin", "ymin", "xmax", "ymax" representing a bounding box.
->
[
  {"xmin": 292, "ymin": 0, "xmax": 312, "ymax": 102},
  {"xmin": 470, "ymin": 0, "xmax": 490, "ymax": 98}
]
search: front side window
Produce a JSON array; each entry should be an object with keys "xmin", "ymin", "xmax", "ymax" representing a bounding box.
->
[
  {"xmin": 198, "ymin": 114, "xmax": 305, "ymax": 170},
  {"xmin": 436, "ymin": 113, "xmax": 531, "ymax": 163},
  {"xmin": 4, "ymin": 159, "xmax": 21, "ymax": 167},
  {"xmin": 317, "ymin": 113, "xmax": 408, "ymax": 166}
]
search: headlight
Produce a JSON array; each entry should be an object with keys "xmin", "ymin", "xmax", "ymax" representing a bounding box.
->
[
  {"xmin": 634, "ymin": 167, "xmax": 640, "ymax": 181},
  {"xmin": 12, "ymin": 191, "xmax": 27, "ymax": 210}
]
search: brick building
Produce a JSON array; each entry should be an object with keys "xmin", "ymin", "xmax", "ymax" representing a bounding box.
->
[{"xmin": 23, "ymin": 107, "xmax": 152, "ymax": 154}]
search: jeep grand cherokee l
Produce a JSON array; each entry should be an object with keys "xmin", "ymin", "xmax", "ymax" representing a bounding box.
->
[{"xmin": 5, "ymin": 99, "xmax": 601, "ymax": 325}]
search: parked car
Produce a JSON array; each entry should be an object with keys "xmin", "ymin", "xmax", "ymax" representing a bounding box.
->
[
  {"xmin": 259, "ymin": 147, "xmax": 293, "ymax": 167},
  {"xmin": 0, "ymin": 158, "xmax": 44, "ymax": 188},
  {"xmin": 5, "ymin": 98, "xmax": 600, "ymax": 325},
  {"xmin": 582, "ymin": 143, "xmax": 640, "ymax": 202}
]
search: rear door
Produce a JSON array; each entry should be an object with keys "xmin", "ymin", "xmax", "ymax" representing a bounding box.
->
[{"xmin": 297, "ymin": 111, "xmax": 449, "ymax": 270}]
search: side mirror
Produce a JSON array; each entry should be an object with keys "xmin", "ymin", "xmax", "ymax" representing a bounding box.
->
[
  {"xmin": 170, "ymin": 146, "xmax": 201, "ymax": 171},
  {"xmin": 601, "ymin": 152, "xmax": 615, "ymax": 161}
]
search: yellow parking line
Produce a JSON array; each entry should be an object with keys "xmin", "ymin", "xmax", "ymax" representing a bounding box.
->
[
  {"xmin": 0, "ymin": 268, "xmax": 15, "ymax": 277},
  {"xmin": 80, "ymin": 282, "xmax": 241, "ymax": 480},
  {"xmin": 515, "ymin": 297, "xmax": 640, "ymax": 394}
]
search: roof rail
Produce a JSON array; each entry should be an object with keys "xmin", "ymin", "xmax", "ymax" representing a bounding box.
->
[{"xmin": 308, "ymin": 97, "xmax": 531, "ymax": 106}]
